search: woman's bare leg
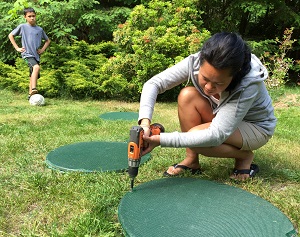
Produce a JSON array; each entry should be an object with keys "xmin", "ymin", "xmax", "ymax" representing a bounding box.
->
[
  {"xmin": 165, "ymin": 87, "xmax": 253, "ymax": 180},
  {"xmin": 166, "ymin": 86, "xmax": 214, "ymax": 173}
]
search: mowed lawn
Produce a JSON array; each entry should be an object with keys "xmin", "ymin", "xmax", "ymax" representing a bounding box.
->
[{"xmin": 0, "ymin": 87, "xmax": 299, "ymax": 236}]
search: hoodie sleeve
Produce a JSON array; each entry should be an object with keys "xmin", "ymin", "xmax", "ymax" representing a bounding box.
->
[
  {"xmin": 138, "ymin": 55, "xmax": 192, "ymax": 122},
  {"xmin": 159, "ymin": 82, "xmax": 261, "ymax": 148}
]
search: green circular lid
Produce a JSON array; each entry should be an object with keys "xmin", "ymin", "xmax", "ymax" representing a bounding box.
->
[
  {"xmin": 118, "ymin": 178, "xmax": 297, "ymax": 237},
  {"xmin": 46, "ymin": 141, "xmax": 150, "ymax": 172},
  {"xmin": 99, "ymin": 112, "xmax": 138, "ymax": 121}
]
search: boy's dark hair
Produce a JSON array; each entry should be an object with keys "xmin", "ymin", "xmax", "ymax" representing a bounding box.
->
[
  {"xmin": 23, "ymin": 8, "xmax": 35, "ymax": 16},
  {"xmin": 199, "ymin": 32, "xmax": 251, "ymax": 91}
]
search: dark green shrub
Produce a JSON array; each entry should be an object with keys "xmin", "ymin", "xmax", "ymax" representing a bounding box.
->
[
  {"xmin": 110, "ymin": 0, "xmax": 210, "ymax": 101},
  {"xmin": 0, "ymin": 58, "xmax": 28, "ymax": 93}
]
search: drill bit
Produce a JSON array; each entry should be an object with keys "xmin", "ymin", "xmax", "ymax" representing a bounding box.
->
[{"xmin": 130, "ymin": 178, "xmax": 134, "ymax": 192}]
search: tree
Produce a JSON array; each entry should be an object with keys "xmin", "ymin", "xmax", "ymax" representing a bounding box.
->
[{"xmin": 197, "ymin": 0, "xmax": 300, "ymax": 40}]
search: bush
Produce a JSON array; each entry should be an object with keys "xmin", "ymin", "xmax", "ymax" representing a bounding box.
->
[
  {"xmin": 248, "ymin": 28, "xmax": 297, "ymax": 88},
  {"xmin": 11, "ymin": 1, "xmax": 298, "ymax": 100},
  {"xmin": 0, "ymin": 58, "xmax": 28, "ymax": 93},
  {"xmin": 0, "ymin": 41, "xmax": 111, "ymax": 99},
  {"xmin": 39, "ymin": 42, "xmax": 110, "ymax": 99},
  {"xmin": 110, "ymin": 0, "xmax": 210, "ymax": 101},
  {"xmin": 258, "ymin": 28, "xmax": 296, "ymax": 88}
]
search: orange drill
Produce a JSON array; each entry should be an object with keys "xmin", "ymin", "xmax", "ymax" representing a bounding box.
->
[{"xmin": 128, "ymin": 123, "xmax": 164, "ymax": 191}]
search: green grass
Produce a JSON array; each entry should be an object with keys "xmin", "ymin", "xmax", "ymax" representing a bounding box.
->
[{"xmin": 0, "ymin": 86, "xmax": 299, "ymax": 236}]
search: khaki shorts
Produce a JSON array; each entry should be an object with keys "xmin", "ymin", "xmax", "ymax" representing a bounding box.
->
[{"xmin": 237, "ymin": 122, "xmax": 271, "ymax": 151}]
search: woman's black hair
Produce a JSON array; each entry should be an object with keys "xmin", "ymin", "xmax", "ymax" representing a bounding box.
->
[{"xmin": 199, "ymin": 32, "xmax": 251, "ymax": 91}]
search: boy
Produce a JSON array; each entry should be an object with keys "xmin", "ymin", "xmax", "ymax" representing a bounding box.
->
[{"xmin": 8, "ymin": 7, "xmax": 50, "ymax": 99}]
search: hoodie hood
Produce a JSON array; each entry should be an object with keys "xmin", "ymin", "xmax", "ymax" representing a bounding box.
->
[
  {"xmin": 239, "ymin": 54, "xmax": 268, "ymax": 87},
  {"xmin": 190, "ymin": 53, "xmax": 268, "ymax": 93},
  {"xmin": 189, "ymin": 53, "xmax": 270, "ymax": 113}
]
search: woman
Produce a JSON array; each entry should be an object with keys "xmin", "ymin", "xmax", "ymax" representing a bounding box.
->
[{"xmin": 138, "ymin": 32, "xmax": 277, "ymax": 180}]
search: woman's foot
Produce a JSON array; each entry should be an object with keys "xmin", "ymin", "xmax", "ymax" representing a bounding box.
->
[
  {"xmin": 163, "ymin": 163, "xmax": 202, "ymax": 176},
  {"xmin": 230, "ymin": 164, "xmax": 259, "ymax": 181},
  {"xmin": 164, "ymin": 159, "xmax": 201, "ymax": 176},
  {"xmin": 230, "ymin": 153, "xmax": 255, "ymax": 180}
]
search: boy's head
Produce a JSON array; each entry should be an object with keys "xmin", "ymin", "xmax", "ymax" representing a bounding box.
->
[
  {"xmin": 23, "ymin": 8, "xmax": 36, "ymax": 26},
  {"xmin": 23, "ymin": 8, "xmax": 35, "ymax": 16}
]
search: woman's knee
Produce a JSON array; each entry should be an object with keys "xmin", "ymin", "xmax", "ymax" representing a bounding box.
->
[
  {"xmin": 178, "ymin": 86, "xmax": 214, "ymax": 124},
  {"xmin": 178, "ymin": 86, "xmax": 200, "ymax": 104},
  {"xmin": 178, "ymin": 86, "xmax": 210, "ymax": 108}
]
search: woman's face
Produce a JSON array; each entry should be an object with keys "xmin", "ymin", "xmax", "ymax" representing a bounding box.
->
[{"xmin": 198, "ymin": 61, "xmax": 233, "ymax": 96}]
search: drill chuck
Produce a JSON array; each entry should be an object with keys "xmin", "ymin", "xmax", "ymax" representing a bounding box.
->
[
  {"xmin": 128, "ymin": 166, "xmax": 139, "ymax": 178},
  {"xmin": 128, "ymin": 159, "xmax": 140, "ymax": 178}
]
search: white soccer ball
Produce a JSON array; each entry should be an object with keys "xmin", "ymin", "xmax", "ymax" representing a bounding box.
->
[{"xmin": 29, "ymin": 94, "xmax": 45, "ymax": 106}]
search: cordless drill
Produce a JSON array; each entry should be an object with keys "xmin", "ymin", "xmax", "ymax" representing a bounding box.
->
[{"xmin": 128, "ymin": 123, "xmax": 164, "ymax": 191}]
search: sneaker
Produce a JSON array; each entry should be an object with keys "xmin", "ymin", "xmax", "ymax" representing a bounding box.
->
[{"xmin": 30, "ymin": 88, "xmax": 38, "ymax": 96}]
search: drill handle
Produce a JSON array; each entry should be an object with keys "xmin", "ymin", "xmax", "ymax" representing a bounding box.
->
[{"xmin": 128, "ymin": 126, "xmax": 144, "ymax": 160}]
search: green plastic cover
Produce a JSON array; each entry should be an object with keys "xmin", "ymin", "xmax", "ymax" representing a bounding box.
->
[
  {"xmin": 99, "ymin": 112, "xmax": 138, "ymax": 121},
  {"xmin": 118, "ymin": 178, "xmax": 297, "ymax": 237},
  {"xmin": 46, "ymin": 141, "xmax": 150, "ymax": 172}
]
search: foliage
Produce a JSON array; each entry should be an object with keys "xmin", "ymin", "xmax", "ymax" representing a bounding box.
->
[
  {"xmin": 0, "ymin": 0, "xmax": 132, "ymax": 63},
  {"xmin": 258, "ymin": 28, "xmax": 296, "ymax": 88},
  {"xmin": 195, "ymin": 0, "xmax": 300, "ymax": 84},
  {"xmin": 0, "ymin": 1, "xmax": 22, "ymax": 62},
  {"xmin": 195, "ymin": 0, "xmax": 267, "ymax": 34},
  {"xmin": 77, "ymin": 7, "xmax": 132, "ymax": 42},
  {"xmin": 111, "ymin": 0, "xmax": 210, "ymax": 100},
  {"xmin": 0, "ymin": 41, "xmax": 121, "ymax": 99},
  {"xmin": 41, "ymin": 41, "xmax": 111, "ymax": 99},
  {"xmin": 0, "ymin": 0, "xmax": 211, "ymax": 101},
  {"xmin": 196, "ymin": 0, "xmax": 300, "ymax": 39},
  {"xmin": 0, "ymin": 59, "xmax": 25, "ymax": 91},
  {"xmin": 1, "ymin": 0, "xmax": 299, "ymax": 101}
]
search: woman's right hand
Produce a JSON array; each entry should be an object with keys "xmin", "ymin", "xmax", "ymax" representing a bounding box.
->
[
  {"xmin": 139, "ymin": 118, "xmax": 152, "ymax": 155},
  {"xmin": 141, "ymin": 125, "xmax": 151, "ymax": 152}
]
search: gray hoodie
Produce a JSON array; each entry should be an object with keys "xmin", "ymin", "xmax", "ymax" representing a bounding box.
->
[{"xmin": 138, "ymin": 52, "xmax": 277, "ymax": 148}]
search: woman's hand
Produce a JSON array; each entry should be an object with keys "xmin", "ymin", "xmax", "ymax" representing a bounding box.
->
[{"xmin": 141, "ymin": 134, "xmax": 160, "ymax": 156}]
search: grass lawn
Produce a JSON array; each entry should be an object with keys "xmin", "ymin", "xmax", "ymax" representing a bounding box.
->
[{"xmin": 0, "ymin": 86, "xmax": 299, "ymax": 236}]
